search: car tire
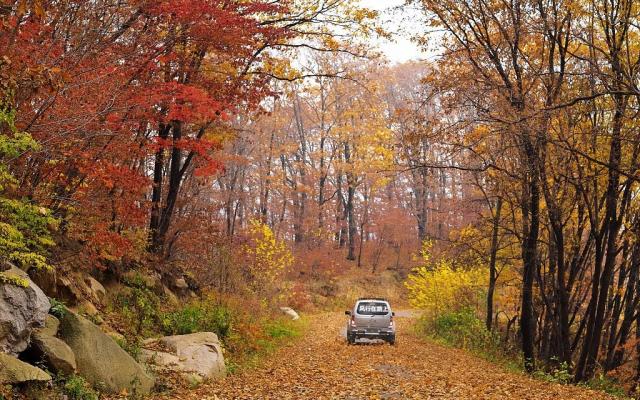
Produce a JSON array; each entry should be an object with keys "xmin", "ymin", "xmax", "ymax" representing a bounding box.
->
[
  {"xmin": 388, "ymin": 336, "xmax": 396, "ymax": 346},
  {"xmin": 347, "ymin": 334, "xmax": 355, "ymax": 345}
]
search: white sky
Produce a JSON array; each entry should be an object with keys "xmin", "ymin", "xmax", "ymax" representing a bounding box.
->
[{"xmin": 359, "ymin": 0, "xmax": 430, "ymax": 64}]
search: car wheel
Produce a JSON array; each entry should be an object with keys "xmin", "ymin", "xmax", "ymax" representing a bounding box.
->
[
  {"xmin": 347, "ymin": 334, "xmax": 355, "ymax": 345},
  {"xmin": 388, "ymin": 336, "xmax": 396, "ymax": 345}
]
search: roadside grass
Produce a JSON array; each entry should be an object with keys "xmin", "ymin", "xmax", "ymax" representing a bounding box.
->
[
  {"xmin": 577, "ymin": 374, "xmax": 630, "ymax": 398},
  {"xmin": 102, "ymin": 274, "xmax": 309, "ymax": 377},
  {"xmin": 414, "ymin": 309, "xmax": 630, "ymax": 398},
  {"xmin": 60, "ymin": 374, "xmax": 99, "ymax": 400},
  {"xmin": 227, "ymin": 316, "xmax": 308, "ymax": 373},
  {"xmin": 414, "ymin": 308, "xmax": 510, "ymax": 363}
]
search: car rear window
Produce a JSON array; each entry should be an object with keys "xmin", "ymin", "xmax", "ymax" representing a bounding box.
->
[{"xmin": 356, "ymin": 301, "xmax": 389, "ymax": 315}]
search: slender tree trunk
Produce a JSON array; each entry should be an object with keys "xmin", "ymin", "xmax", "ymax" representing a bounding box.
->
[
  {"xmin": 293, "ymin": 95, "xmax": 307, "ymax": 243},
  {"xmin": 318, "ymin": 136, "xmax": 327, "ymax": 229},
  {"xmin": 151, "ymin": 122, "xmax": 184, "ymax": 254},
  {"xmin": 520, "ymin": 136, "xmax": 540, "ymax": 373},
  {"xmin": 540, "ymin": 157, "xmax": 571, "ymax": 364},
  {"xmin": 486, "ymin": 197, "xmax": 502, "ymax": 331},
  {"xmin": 576, "ymin": 93, "xmax": 625, "ymax": 381},
  {"xmin": 335, "ymin": 172, "xmax": 347, "ymax": 248},
  {"xmin": 344, "ymin": 142, "xmax": 356, "ymax": 261},
  {"xmin": 260, "ymin": 131, "xmax": 275, "ymax": 222},
  {"xmin": 604, "ymin": 243, "xmax": 627, "ymax": 370},
  {"xmin": 415, "ymin": 166, "xmax": 429, "ymax": 241},
  {"xmin": 317, "ymin": 84, "xmax": 328, "ymax": 230},
  {"xmin": 149, "ymin": 123, "xmax": 170, "ymax": 252},
  {"xmin": 609, "ymin": 221, "xmax": 640, "ymax": 370},
  {"xmin": 636, "ymin": 287, "xmax": 640, "ymax": 384},
  {"xmin": 346, "ymin": 182, "xmax": 356, "ymax": 261},
  {"xmin": 357, "ymin": 188, "xmax": 369, "ymax": 268}
]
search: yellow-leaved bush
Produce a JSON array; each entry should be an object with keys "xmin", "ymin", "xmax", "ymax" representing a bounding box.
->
[
  {"xmin": 244, "ymin": 219, "xmax": 294, "ymax": 299},
  {"xmin": 0, "ymin": 104, "xmax": 57, "ymax": 277},
  {"xmin": 405, "ymin": 241, "xmax": 485, "ymax": 316}
]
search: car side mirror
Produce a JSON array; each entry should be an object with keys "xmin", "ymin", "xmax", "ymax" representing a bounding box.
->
[
  {"xmin": 392, "ymin": 312, "xmax": 395, "ymax": 316},
  {"xmin": 345, "ymin": 310, "xmax": 351, "ymax": 316}
]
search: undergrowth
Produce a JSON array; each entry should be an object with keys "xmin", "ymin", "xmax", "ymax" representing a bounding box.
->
[
  {"xmin": 104, "ymin": 276, "xmax": 307, "ymax": 374},
  {"xmin": 417, "ymin": 308, "xmax": 504, "ymax": 361},
  {"xmin": 49, "ymin": 297, "xmax": 67, "ymax": 319},
  {"xmin": 534, "ymin": 367, "xmax": 628, "ymax": 398},
  {"xmin": 114, "ymin": 337, "xmax": 142, "ymax": 362},
  {"xmin": 580, "ymin": 374, "xmax": 629, "ymax": 398},
  {"xmin": 162, "ymin": 302, "xmax": 232, "ymax": 339},
  {"xmin": 418, "ymin": 309, "xmax": 629, "ymax": 398},
  {"xmin": 224, "ymin": 315, "xmax": 307, "ymax": 374},
  {"xmin": 60, "ymin": 374, "xmax": 99, "ymax": 400}
]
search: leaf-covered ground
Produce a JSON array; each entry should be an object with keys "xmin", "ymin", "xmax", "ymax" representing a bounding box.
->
[{"xmin": 158, "ymin": 313, "xmax": 616, "ymax": 400}]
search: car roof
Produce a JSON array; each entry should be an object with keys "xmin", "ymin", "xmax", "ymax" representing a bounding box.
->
[{"xmin": 356, "ymin": 297, "xmax": 389, "ymax": 302}]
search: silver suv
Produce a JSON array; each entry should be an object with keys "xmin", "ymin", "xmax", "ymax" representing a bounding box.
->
[{"xmin": 345, "ymin": 298, "xmax": 396, "ymax": 345}]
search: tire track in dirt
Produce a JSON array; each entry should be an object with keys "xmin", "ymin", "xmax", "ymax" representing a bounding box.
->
[{"xmin": 159, "ymin": 313, "xmax": 616, "ymax": 400}]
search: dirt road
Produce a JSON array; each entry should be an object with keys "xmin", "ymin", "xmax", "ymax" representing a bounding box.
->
[{"xmin": 162, "ymin": 313, "xmax": 615, "ymax": 400}]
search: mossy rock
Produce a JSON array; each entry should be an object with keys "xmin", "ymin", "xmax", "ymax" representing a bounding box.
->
[
  {"xmin": 58, "ymin": 311, "xmax": 154, "ymax": 395},
  {"xmin": 0, "ymin": 353, "xmax": 51, "ymax": 384}
]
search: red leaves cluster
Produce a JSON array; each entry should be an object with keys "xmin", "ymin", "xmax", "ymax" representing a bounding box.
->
[{"xmin": 1, "ymin": 0, "xmax": 292, "ymax": 265}]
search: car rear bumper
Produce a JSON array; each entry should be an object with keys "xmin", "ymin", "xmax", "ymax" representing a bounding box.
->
[{"xmin": 349, "ymin": 329, "xmax": 395, "ymax": 338}]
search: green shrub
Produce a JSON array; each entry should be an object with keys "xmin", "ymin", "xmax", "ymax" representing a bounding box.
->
[
  {"xmin": 250, "ymin": 319, "xmax": 301, "ymax": 355},
  {"xmin": 532, "ymin": 360, "xmax": 573, "ymax": 384},
  {"xmin": 162, "ymin": 301, "xmax": 233, "ymax": 339},
  {"xmin": 583, "ymin": 374, "xmax": 627, "ymax": 397},
  {"xmin": 115, "ymin": 278, "xmax": 162, "ymax": 336},
  {"xmin": 265, "ymin": 320, "xmax": 300, "ymax": 339},
  {"xmin": 424, "ymin": 308, "xmax": 500, "ymax": 354},
  {"xmin": 49, "ymin": 298, "xmax": 67, "ymax": 319},
  {"xmin": 115, "ymin": 337, "xmax": 142, "ymax": 361},
  {"xmin": 62, "ymin": 375, "xmax": 98, "ymax": 400}
]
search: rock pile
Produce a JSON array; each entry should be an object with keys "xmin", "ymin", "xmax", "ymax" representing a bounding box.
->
[
  {"xmin": 141, "ymin": 332, "xmax": 226, "ymax": 383},
  {"xmin": 0, "ymin": 263, "xmax": 155, "ymax": 395}
]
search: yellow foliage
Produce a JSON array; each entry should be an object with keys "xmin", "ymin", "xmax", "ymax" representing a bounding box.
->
[
  {"xmin": 0, "ymin": 271, "xmax": 29, "ymax": 288},
  {"xmin": 405, "ymin": 241, "xmax": 485, "ymax": 316},
  {"xmin": 245, "ymin": 219, "xmax": 294, "ymax": 297}
]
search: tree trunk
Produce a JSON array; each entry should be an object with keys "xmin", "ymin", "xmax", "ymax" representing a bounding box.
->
[
  {"xmin": 486, "ymin": 197, "xmax": 502, "ymax": 331},
  {"xmin": 520, "ymin": 137, "xmax": 540, "ymax": 373},
  {"xmin": 149, "ymin": 123, "xmax": 171, "ymax": 252},
  {"xmin": 357, "ymin": 188, "xmax": 369, "ymax": 268},
  {"xmin": 415, "ymin": 166, "xmax": 429, "ymax": 241},
  {"xmin": 576, "ymin": 93, "xmax": 625, "ymax": 381},
  {"xmin": 260, "ymin": 131, "xmax": 275, "ymax": 222},
  {"xmin": 608, "ymin": 221, "xmax": 640, "ymax": 370},
  {"xmin": 344, "ymin": 142, "xmax": 356, "ymax": 261},
  {"xmin": 346, "ymin": 182, "xmax": 356, "ymax": 261}
]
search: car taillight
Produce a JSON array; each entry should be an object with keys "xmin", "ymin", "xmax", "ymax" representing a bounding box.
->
[
  {"xmin": 350, "ymin": 315, "xmax": 355, "ymax": 326},
  {"xmin": 389, "ymin": 316, "xmax": 394, "ymax": 326}
]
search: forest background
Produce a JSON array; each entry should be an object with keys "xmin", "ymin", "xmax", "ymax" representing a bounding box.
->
[{"xmin": 1, "ymin": 0, "xmax": 640, "ymax": 397}]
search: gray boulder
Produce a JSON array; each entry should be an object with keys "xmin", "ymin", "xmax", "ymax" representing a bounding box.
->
[
  {"xmin": 279, "ymin": 306, "xmax": 300, "ymax": 321},
  {"xmin": 0, "ymin": 265, "xmax": 50, "ymax": 355},
  {"xmin": 140, "ymin": 332, "xmax": 225, "ymax": 381},
  {"xmin": 58, "ymin": 311, "xmax": 154, "ymax": 394},
  {"xmin": 84, "ymin": 277, "xmax": 106, "ymax": 304},
  {"xmin": 56, "ymin": 276, "xmax": 85, "ymax": 306},
  {"xmin": 39, "ymin": 314, "xmax": 60, "ymax": 337},
  {"xmin": 28, "ymin": 266, "xmax": 57, "ymax": 298},
  {"xmin": 162, "ymin": 285, "xmax": 179, "ymax": 306},
  {"xmin": 22, "ymin": 314, "xmax": 75, "ymax": 375},
  {"xmin": 174, "ymin": 277, "xmax": 188, "ymax": 290},
  {"xmin": 0, "ymin": 353, "xmax": 51, "ymax": 384},
  {"xmin": 31, "ymin": 333, "xmax": 77, "ymax": 375}
]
